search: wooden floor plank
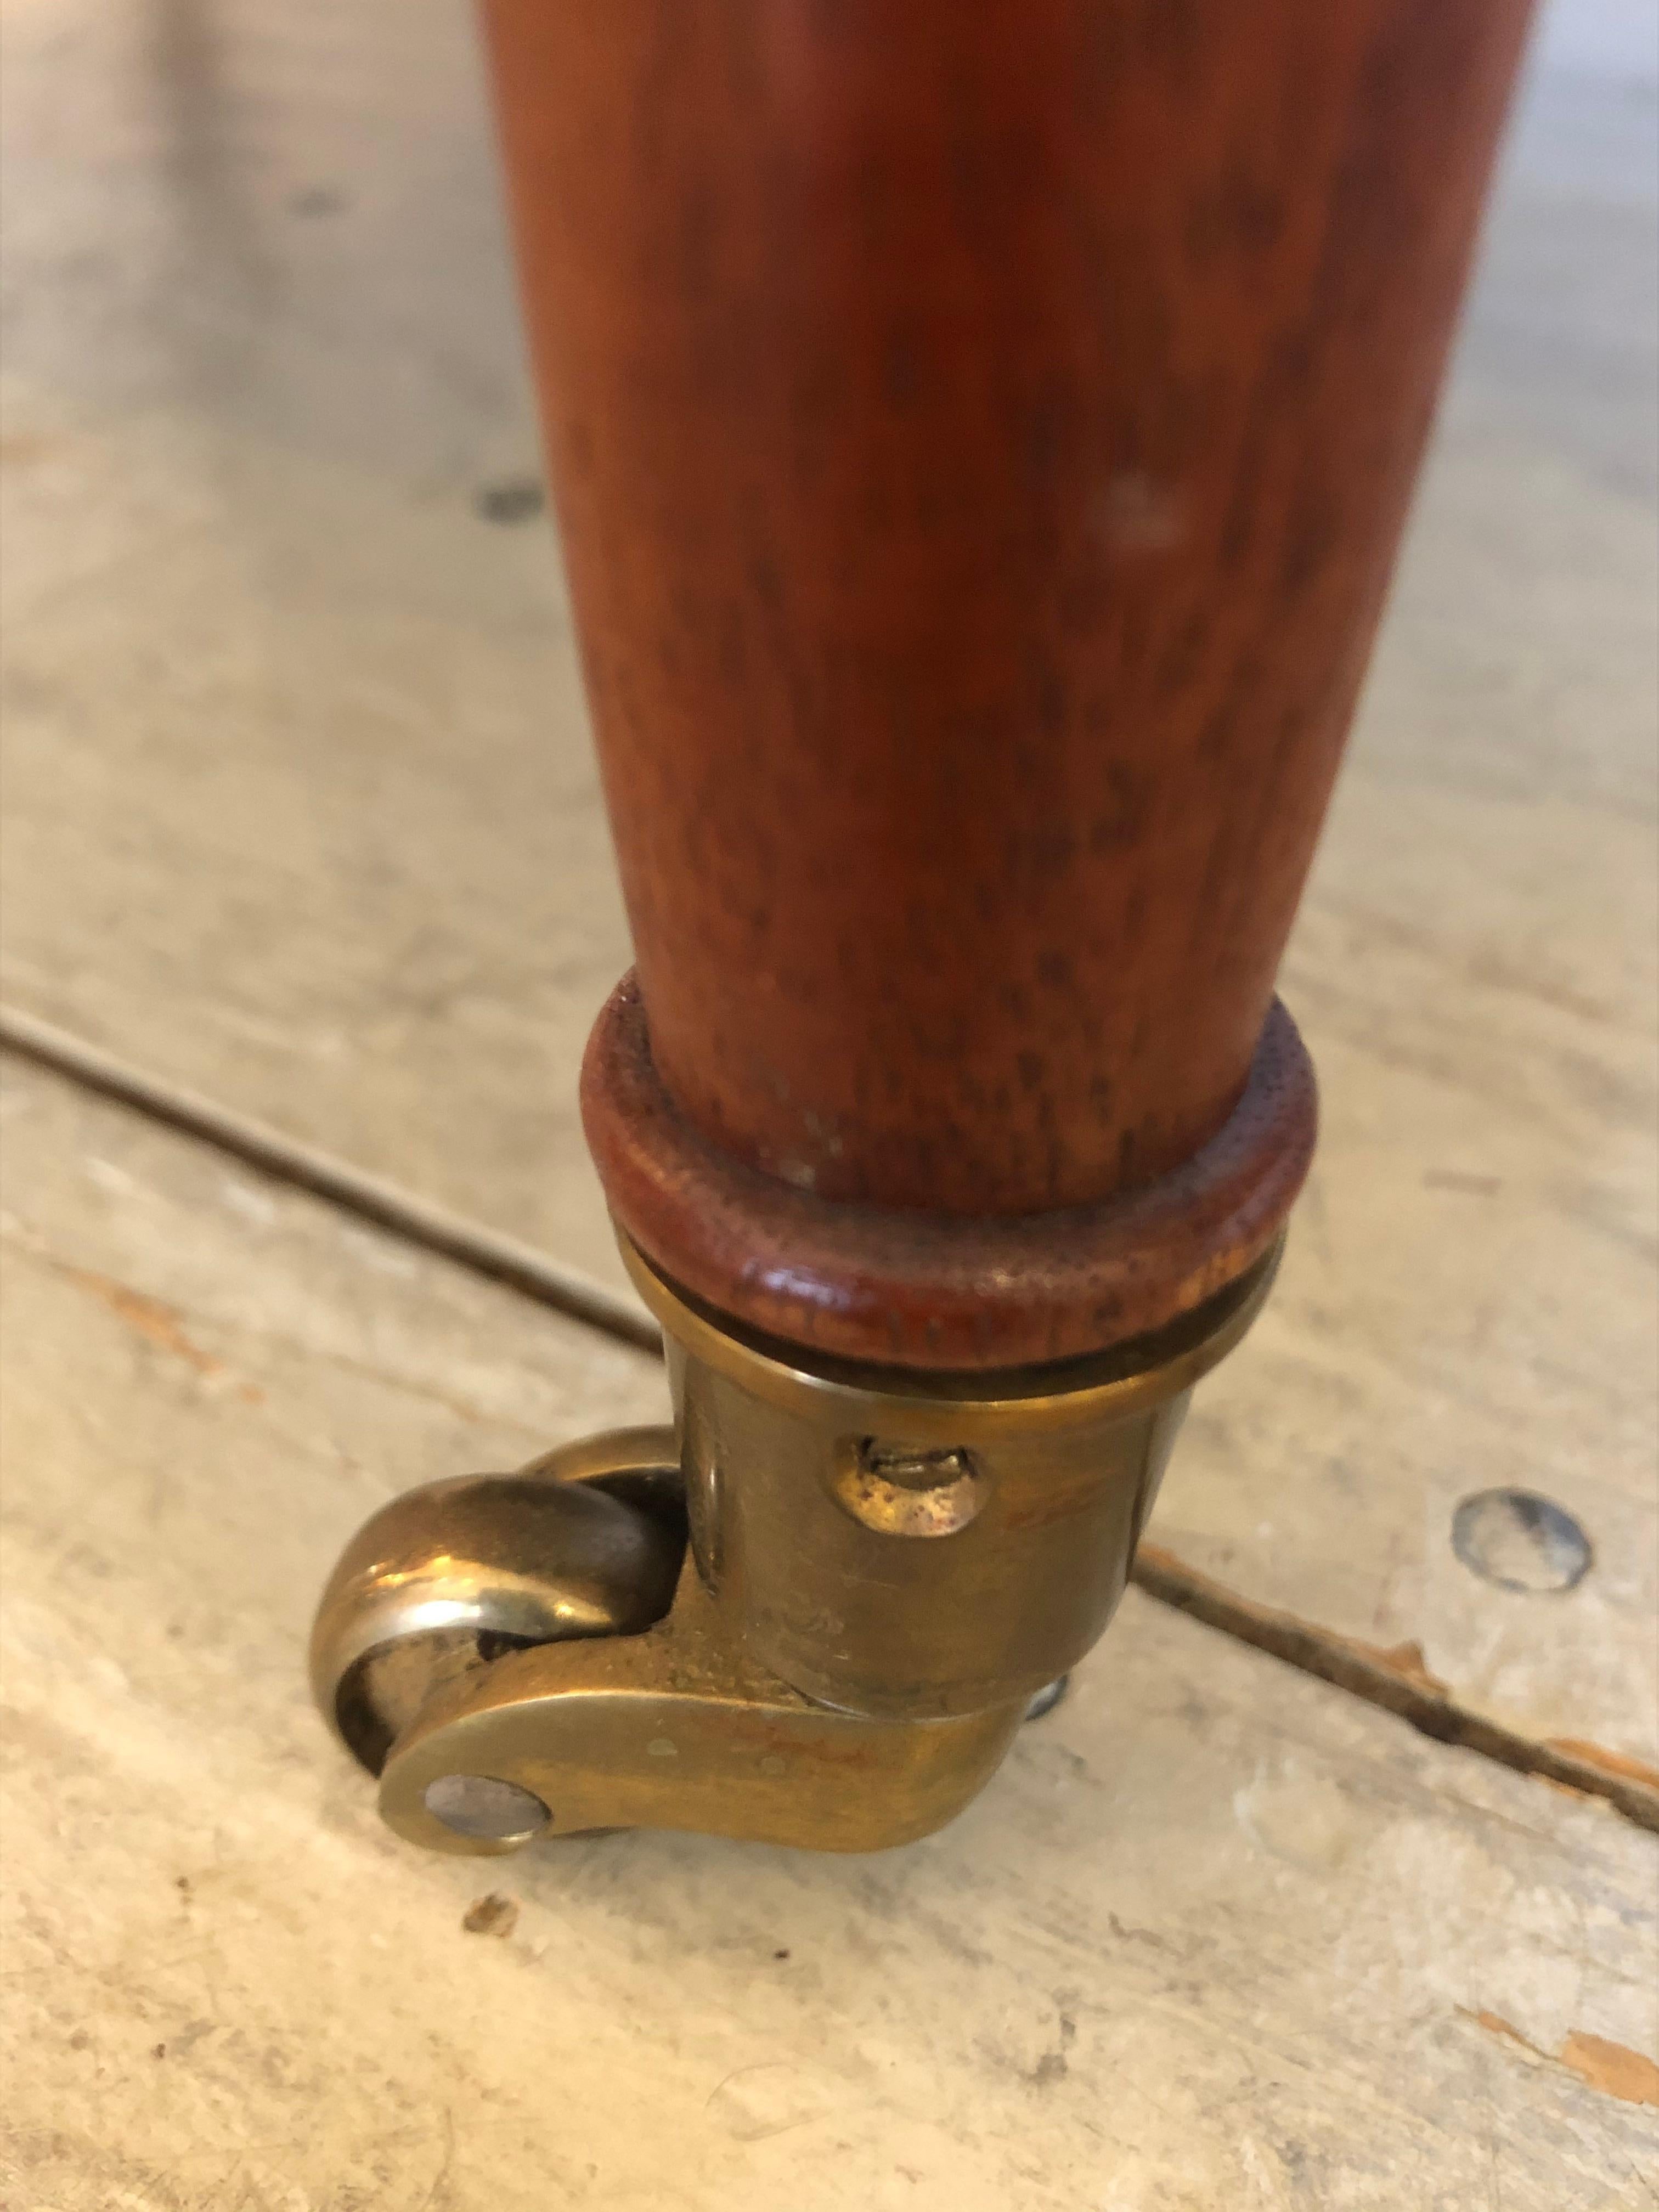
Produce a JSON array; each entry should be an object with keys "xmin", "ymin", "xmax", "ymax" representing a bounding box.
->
[{"xmin": 0, "ymin": 0, "xmax": 636, "ymax": 1302}]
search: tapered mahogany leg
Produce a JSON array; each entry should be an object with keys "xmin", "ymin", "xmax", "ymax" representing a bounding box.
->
[
  {"xmin": 311, "ymin": 1, "xmax": 1538, "ymax": 1856},
  {"xmin": 479, "ymin": 0, "xmax": 1534, "ymax": 1369}
]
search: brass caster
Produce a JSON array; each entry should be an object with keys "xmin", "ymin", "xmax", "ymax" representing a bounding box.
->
[
  {"xmin": 311, "ymin": 1431, "xmax": 1026, "ymax": 1855},
  {"xmin": 310, "ymin": 1239, "xmax": 1280, "ymax": 1854}
]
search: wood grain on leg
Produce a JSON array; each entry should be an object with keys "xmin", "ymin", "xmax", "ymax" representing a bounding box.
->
[{"xmin": 485, "ymin": 0, "xmax": 1534, "ymax": 1233}]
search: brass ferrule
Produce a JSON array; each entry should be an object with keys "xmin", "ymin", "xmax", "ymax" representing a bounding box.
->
[{"xmin": 623, "ymin": 1233, "xmax": 1281, "ymax": 1722}]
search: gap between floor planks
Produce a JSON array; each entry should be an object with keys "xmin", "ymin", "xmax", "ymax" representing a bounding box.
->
[{"xmin": 4, "ymin": 1000, "xmax": 1654, "ymax": 1835}]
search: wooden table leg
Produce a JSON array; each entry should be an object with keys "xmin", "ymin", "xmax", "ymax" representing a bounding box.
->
[
  {"xmin": 482, "ymin": 0, "xmax": 1534, "ymax": 1369},
  {"xmin": 314, "ymin": 0, "xmax": 1538, "ymax": 1853}
]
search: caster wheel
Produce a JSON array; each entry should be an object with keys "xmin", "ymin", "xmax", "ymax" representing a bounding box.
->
[{"xmin": 309, "ymin": 1429, "xmax": 684, "ymax": 1778}]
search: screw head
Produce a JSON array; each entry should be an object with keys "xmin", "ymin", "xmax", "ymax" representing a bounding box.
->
[
  {"xmin": 830, "ymin": 1438, "xmax": 991, "ymax": 1537},
  {"xmin": 1451, "ymin": 1488, "xmax": 1592, "ymax": 1594}
]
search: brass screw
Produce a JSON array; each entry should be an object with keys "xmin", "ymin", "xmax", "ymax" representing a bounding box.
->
[{"xmin": 832, "ymin": 1439, "xmax": 990, "ymax": 1537}]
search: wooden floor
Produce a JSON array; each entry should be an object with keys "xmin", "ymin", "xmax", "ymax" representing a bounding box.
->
[{"xmin": 2, "ymin": 2, "xmax": 1655, "ymax": 2205}]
